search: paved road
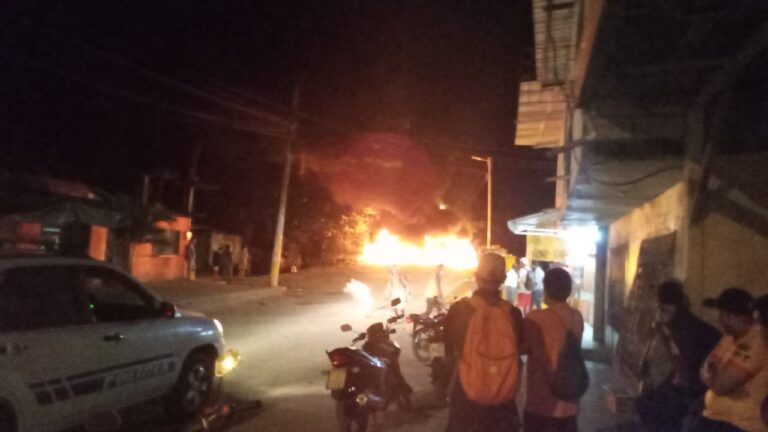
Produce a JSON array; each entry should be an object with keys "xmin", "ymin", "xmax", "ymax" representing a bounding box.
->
[
  {"xmin": 140, "ymin": 265, "xmax": 625, "ymax": 432},
  {"xmin": 148, "ymin": 265, "xmax": 459, "ymax": 432}
]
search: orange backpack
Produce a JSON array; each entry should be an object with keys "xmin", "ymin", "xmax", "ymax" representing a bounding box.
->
[{"xmin": 459, "ymin": 296, "xmax": 520, "ymax": 405}]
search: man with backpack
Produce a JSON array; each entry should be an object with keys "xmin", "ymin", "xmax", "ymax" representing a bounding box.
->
[
  {"xmin": 444, "ymin": 253, "xmax": 524, "ymax": 432},
  {"xmin": 522, "ymin": 267, "xmax": 587, "ymax": 432}
]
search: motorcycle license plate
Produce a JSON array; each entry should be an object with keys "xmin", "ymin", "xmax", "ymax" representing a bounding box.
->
[
  {"xmin": 326, "ymin": 367, "xmax": 347, "ymax": 390},
  {"xmin": 429, "ymin": 342, "xmax": 445, "ymax": 357}
]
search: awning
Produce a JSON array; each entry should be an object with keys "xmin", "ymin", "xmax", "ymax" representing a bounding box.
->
[{"xmin": 507, "ymin": 208, "xmax": 565, "ymax": 236}]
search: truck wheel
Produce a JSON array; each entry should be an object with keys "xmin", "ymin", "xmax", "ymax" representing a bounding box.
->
[
  {"xmin": 0, "ymin": 405, "xmax": 16, "ymax": 432},
  {"xmin": 166, "ymin": 351, "xmax": 215, "ymax": 420}
]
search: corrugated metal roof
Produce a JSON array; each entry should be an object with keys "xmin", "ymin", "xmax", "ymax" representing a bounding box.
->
[
  {"xmin": 515, "ymin": 81, "xmax": 567, "ymax": 147},
  {"xmin": 515, "ymin": 0, "xmax": 577, "ymax": 148},
  {"xmin": 532, "ymin": 0, "xmax": 577, "ymax": 86}
]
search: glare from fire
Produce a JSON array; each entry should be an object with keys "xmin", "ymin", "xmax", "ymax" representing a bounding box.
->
[
  {"xmin": 359, "ymin": 229, "xmax": 478, "ymax": 269},
  {"xmin": 344, "ymin": 279, "xmax": 373, "ymax": 317}
]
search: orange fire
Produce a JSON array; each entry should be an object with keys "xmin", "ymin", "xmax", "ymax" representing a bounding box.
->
[{"xmin": 359, "ymin": 229, "xmax": 478, "ymax": 270}]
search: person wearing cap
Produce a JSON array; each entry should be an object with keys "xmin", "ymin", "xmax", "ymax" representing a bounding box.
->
[
  {"xmin": 636, "ymin": 279, "xmax": 721, "ymax": 432},
  {"xmin": 444, "ymin": 252, "xmax": 523, "ymax": 432},
  {"xmin": 682, "ymin": 287, "xmax": 767, "ymax": 432}
]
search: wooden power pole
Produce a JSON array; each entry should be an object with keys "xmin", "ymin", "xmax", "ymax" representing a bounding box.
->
[{"xmin": 270, "ymin": 86, "xmax": 300, "ymax": 288}]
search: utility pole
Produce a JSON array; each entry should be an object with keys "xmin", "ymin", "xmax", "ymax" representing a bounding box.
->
[
  {"xmin": 186, "ymin": 143, "xmax": 203, "ymax": 214},
  {"xmin": 471, "ymin": 155, "xmax": 493, "ymax": 248},
  {"xmin": 270, "ymin": 86, "xmax": 300, "ymax": 288}
]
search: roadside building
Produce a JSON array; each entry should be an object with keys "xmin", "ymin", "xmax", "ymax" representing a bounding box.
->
[
  {"xmin": 509, "ymin": 0, "xmax": 768, "ymax": 392},
  {"xmin": 0, "ymin": 172, "xmax": 194, "ymax": 281}
]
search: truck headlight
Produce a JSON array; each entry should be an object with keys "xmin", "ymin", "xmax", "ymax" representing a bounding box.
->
[{"xmin": 215, "ymin": 349, "xmax": 241, "ymax": 377}]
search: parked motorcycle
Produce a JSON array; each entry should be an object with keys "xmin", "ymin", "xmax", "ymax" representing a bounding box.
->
[
  {"xmin": 407, "ymin": 312, "xmax": 446, "ymax": 364},
  {"xmin": 324, "ymin": 299, "xmax": 412, "ymax": 432},
  {"xmin": 407, "ymin": 312, "xmax": 450, "ymax": 405}
]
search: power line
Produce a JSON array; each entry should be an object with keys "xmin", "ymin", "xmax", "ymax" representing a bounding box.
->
[
  {"xmin": 0, "ymin": 12, "xmax": 291, "ymax": 128},
  {"xmin": 0, "ymin": 49, "xmax": 291, "ymax": 140}
]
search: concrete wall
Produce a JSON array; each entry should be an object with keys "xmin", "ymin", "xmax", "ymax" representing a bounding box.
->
[
  {"xmin": 608, "ymin": 181, "xmax": 689, "ymax": 291},
  {"xmin": 605, "ymin": 181, "xmax": 689, "ymax": 351},
  {"xmin": 687, "ymin": 212, "xmax": 768, "ymax": 324},
  {"xmin": 606, "ymin": 173, "xmax": 768, "ymax": 332},
  {"xmin": 131, "ymin": 216, "xmax": 191, "ymax": 281}
]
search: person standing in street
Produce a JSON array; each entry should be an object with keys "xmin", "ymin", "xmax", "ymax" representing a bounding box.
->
[
  {"xmin": 238, "ymin": 246, "xmax": 250, "ymax": 278},
  {"xmin": 505, "ymin": 262, "xmax": 519, "ymax": 304},
  {"xmin": 385, "ymin": 265, "xmax": 409, "ymax": 315},
  {"xmin": 220, "ymin": 244, "xmax": 234, "ymax": 284},
  {"xmin": 185, "ymin": 237, "xmax": 197, "ymax": 281},
  {"xmin": 635, "ymin": 279, "xmax": 721, "ymax": 432},
  {"xmin": 531, "ymin": 261, "xmax": 546, "ymax": 310},
  {"xmin": 683, "ymin": 287, "xmax": 766, "ymax": 432},
  {"xmin": 522, "ymin": 267, "xmax": 585, "ymax": 432},
  {"xmin": 444, "ymin": 253, "xmax": 523, "ymax": 432},
  {"xmin": 423, "ymin": 264, "xmax": 446, "ymax": 317},
  {"xmin": 516, "ymin": 257, "xmax": 533, "ymax": 315},
  {"xmin": 212, "ymin": 245, "xmax": 223, "ymax": 277}
]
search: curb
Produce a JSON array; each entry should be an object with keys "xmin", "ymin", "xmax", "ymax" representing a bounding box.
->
[{"xmin": 170, "ymin": 286, "xmax": 284, "ymax": 311}]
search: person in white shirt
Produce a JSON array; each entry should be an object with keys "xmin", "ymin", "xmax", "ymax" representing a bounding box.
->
[
  {"xmin": 423, "ymin": 264, "xmax": 445, "ymax": 316},
  {"xmin": 505, "ymin": 263, "xmax": 519, "ymax": 303},
  {"xmin": 531, "ymin": 261, "xmax": 546, "ymax": 310}
]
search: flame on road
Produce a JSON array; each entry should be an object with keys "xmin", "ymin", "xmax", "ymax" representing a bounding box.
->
[{"xmin": 359, "ymin": 229, "xmax": 478, "ymax": 269}]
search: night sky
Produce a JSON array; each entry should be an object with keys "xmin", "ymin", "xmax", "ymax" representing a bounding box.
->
[{"xmin": 0, "ymin": 1, "xmax": 553, "ymax": 255}]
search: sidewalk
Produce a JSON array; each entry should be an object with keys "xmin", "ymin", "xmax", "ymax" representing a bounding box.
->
[{"xmin": 147, "ymin": 274, "xmax": 281, "ymax": 311}]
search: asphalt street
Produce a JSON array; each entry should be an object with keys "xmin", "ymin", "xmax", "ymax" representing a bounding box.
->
[{"xmin": 141, "ymin": 265, "xmax": 626, "ymax": 432}]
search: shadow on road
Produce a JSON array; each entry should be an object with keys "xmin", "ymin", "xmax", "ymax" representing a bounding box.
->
[{"xmin": 117, "ymin": 392, "xmax": 263, "ymax": 432}]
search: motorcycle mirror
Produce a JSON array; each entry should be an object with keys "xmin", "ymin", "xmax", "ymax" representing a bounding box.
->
[
  {"xmin": 158, "ymin": 301, "xmax": 176, "ymax": 319},
  {"xmin": 391, "ymin": 298, "xmax": 401, "ymax": 306},
  {"xmin": 340, "ymin": 324, "xmax": 353, "ymax": 332}
]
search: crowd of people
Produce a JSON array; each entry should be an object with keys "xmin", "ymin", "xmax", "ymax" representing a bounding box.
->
[
  {"xmin": 184, "ymin": 238, "xmax": 251, "ymax": 283},
  {"xmin": 504, "ymin": 257, "xmax": 546, "ymax": 316},
  {"xmin": 441, "ymin": 253, "xmax": 587, "ymax": 432},
  {"xmin": 411, "ymin": 253, "xmax": 767, "ymax": 432},
  {"xmin": 637, "ymin": 281, "xmax": 768, "ymax": 432}
]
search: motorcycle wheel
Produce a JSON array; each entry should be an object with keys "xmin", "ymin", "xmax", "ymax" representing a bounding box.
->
[
  {"xmin": 335, "ymin": 400, "xmax": 368, "ymax": 432},
  {"xmin": 411, "ymin": 328, "xmax": 432, "ymax": 363}
]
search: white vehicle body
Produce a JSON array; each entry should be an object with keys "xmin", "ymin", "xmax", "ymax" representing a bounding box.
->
[{"xmin": 0, "ymin": 256, "xmax": 225, "ymax": 432}]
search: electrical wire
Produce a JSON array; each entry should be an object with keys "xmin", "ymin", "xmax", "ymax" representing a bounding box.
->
[
  {"xmin": 584, "ymin": 165, "xmax": 682, "ymax": 187},
  {"xmin": 0, "ymin": 12, "xmax": 291, "ymax": 127},
  {"xmin": 0, "ymin": 49, "xmax": 291, "ymax": 140}
]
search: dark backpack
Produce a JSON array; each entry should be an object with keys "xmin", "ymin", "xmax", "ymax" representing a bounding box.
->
[
  {"xmin": 551, "ymin": 311, "xmax": 589, "ymax": 400},
  {"xmin": 523, "ymin": 271, "xmax": 534, "ymax": 291}
]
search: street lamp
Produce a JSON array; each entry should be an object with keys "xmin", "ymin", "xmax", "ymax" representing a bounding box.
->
[{"xmin": 471, "ymin": 155, "xmax": 492, "ymax": 248}]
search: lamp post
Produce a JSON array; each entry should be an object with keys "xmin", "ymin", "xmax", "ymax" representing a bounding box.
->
[{"xmin": 471, "ymin": 155, "xmax": 492, "ymax": 248}]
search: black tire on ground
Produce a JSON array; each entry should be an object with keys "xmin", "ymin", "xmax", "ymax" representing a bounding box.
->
[
  {"xmin": 165, "ymin": 351, "xmax": 215, "ymax": 420},
  {"xmin": 335, "ymin": 400, "xmax": 368, "ymax": 432},
  {"xmin": 430, "ymin": 358, "xmax": 449, "ymax": 406},
  {"xmin": 0, "ymin": 405, "xmax": 16, "ymax": 432},
  {"xmin": 411, "ymin": 328, "xmax": 431, "ymax": 363}
]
